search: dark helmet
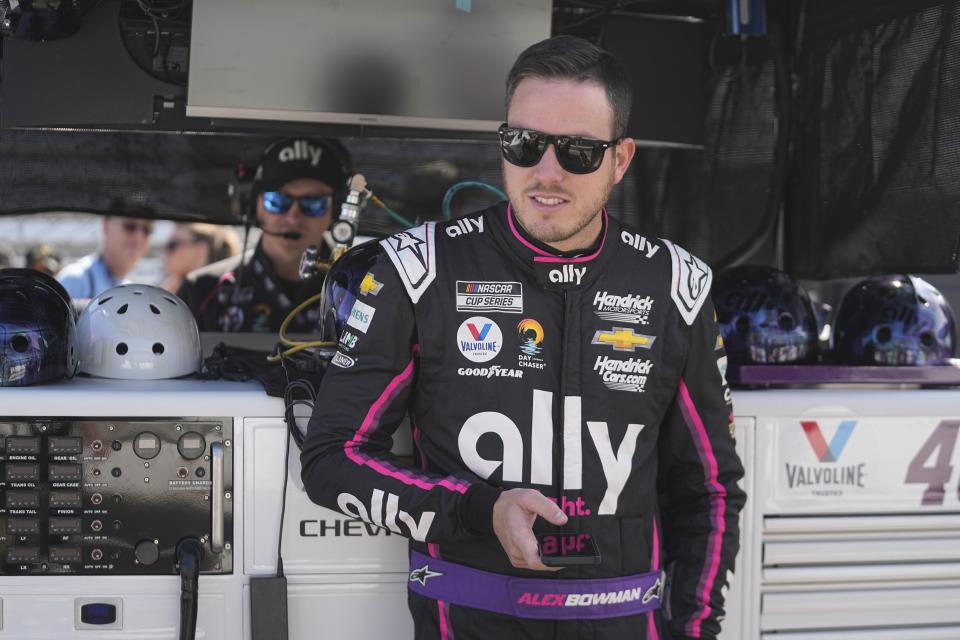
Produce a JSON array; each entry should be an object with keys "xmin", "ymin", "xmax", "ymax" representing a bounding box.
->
[
  {"xmin": 318, "ymin": 240, "xmax": 384, "ymax": 343},
  {"xmin": 0, "ymin": 268, "xmax": 79, "ymax": 386},
  {"xmin": 712, "ymin": 265, "xmax": 819, "ymax": 365},
  {"xmin": 833, "ymin": 275, "xmax": 955, "ymax": 366}
]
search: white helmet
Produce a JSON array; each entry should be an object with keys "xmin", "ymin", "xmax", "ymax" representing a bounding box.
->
[{"xmin": 77, "ymin": 284, "xmax": 202, "ymax": 380}]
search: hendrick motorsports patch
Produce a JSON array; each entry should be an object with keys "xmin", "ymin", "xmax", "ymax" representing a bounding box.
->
[{"xmin": 456, "ymin": 281, "xmax": 523, "ymax": 314}]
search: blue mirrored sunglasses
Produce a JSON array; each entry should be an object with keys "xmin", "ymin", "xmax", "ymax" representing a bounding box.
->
[{"xmin": 262, "ymin": 191, "xmax": 332, "ymax": 217}]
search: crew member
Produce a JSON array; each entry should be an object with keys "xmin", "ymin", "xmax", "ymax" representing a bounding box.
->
[
  {"xmin": 57, "ymin": 200, "xmax": 154, "ymax": 299},
  {"xmin": 177, "ymin": 137, "xmax": 349, "ymax": 333}
]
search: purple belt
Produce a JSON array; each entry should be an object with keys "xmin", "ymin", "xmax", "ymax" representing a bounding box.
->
[{"xmin": 408, "ymin": 551, "xmax": 663, "ymax": 620}]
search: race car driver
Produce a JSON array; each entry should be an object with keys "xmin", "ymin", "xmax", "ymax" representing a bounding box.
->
[
  {"xmin": 301, "ymin": 35, "xmax": 746, "ymax": 639},
  {"xmin": 177, "ymin": 137, "xmax": 349, "ymax": 333}
]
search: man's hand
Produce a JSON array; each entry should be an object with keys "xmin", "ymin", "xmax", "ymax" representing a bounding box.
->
[{"xmin": 492, "ymin": 488, "xmax": 568, "ymax": 571}]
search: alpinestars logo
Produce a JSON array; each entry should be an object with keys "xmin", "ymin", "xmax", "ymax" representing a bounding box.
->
[
  {"xmin": 392, "ymin": 232, "xmax": 426, "ymax": 269},
  {"xmin": 685, "ymin": 256, "xmax": 708, "ymax": 300},
  {"xmin": 409, "ymin": 565, "xmax": 443, "ymax": 586},
  {"xmin": 785, "ymin": 420, "xmax": 865, "ymax": 494},
  {"xmin": 593, "ymin": 291, "xmax": 654, "ymax": 325},
  {"xmin": 381, "ymin": 223, "xmax": 436, "ymax": 304}
]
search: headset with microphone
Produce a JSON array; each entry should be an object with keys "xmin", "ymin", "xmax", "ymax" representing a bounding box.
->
[
  {"xmin": 225, "ymin": 138, "xmax": 354, "ymax": 308},
  {"xmin": 259, "ymin": 228, "xmax": 303, "ymax": 241}
]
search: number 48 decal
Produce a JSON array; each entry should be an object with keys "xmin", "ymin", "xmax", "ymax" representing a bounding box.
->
[{"xmin": 905, "ymin": 420, "xmax": 960, "ymax": 506}]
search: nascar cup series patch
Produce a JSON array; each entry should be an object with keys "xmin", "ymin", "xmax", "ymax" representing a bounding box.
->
[
  {"xmin": 456, "ymin": 316, "xmax": 503, "ymax": 363},
  {"xmin": 456, "ymin": 281, "xmax": 523, "ymax": 314}
]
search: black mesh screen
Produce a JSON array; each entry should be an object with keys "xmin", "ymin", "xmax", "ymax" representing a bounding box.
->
[
  {"xmin": 0, "ymin": 128, "xmax": 645, "ymax": 239},
  {"xmin": 630, "ymin": 39, "xmax": 780, "ymax": 265},
  {"xmin": 787, "ymin": 0, "xmax": 960, "ymax": 278}
]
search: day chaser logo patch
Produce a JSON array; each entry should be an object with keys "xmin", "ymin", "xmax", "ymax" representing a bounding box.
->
[
  {"xmin": 360, "ymin": 273, "xmax": 383, "ymax": 296},
  {"xmin": 591, "ymin": 327, "xmax": 656, "ymax": 352},
  {"xmin": 346, "ymin": 300, "xmax": 376, "ymax": 334},
  {"xmin": 457, "ymin": 316, "xmax": 503, "ymax": 363},
  {"xmin": 517, "ymin": 318, "xmax": 546, "ymax": 370},
  {"xmin": 593, "ymin": 355, "xmax": 653, "ymax": 392},
  {"xmin": 456, "ymin": 281, "xmax": 522, "ymax": 314},
  {"xmin": 593, "ymin": 290, "xmax": 654, "ymax": 325}
]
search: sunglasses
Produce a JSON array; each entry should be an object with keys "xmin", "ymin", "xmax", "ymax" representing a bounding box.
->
[
  {"xmin": 262, "ymin": 191, "xmax": 332, "ymax": 217},
  {"xmin": 498, "ymin": 124, "xmax": 619, "ymax": 175},
  {"xmin": 122, "ymin": 221, "xmax": 154, "ymax": 236},
  {"xmin": 164, "ymin": 238, "xmax": 201, "ymax": 253}
]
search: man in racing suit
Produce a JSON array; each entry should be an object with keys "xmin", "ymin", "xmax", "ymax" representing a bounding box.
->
[{"xmin": 301, "ymin": 35, "xmax": 745, "ymax": 639}]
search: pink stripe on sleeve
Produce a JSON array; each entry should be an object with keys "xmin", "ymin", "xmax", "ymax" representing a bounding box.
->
[
  {"xmin": 677, "ymin": 378, "xmax": 727, "ymax": 638},
  {"xmin": 344, "ymin": 359, "xmax": 468, "ymax": 494}
]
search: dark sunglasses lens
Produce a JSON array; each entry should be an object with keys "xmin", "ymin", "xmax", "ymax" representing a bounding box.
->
[
  {"xmin": 500, "ymin": 128, "xmax": 545, "ymax": 167},
  {"xmin": 557, "ymin": 139, "xmax": 604, "ymax": 174},
  {"xmin": 299, "ymin": 196, "xmax": 330, "ymax": 217},
  {"xmin": 263, "ymin": 192, "xmax": 293, "ymax": 214}
]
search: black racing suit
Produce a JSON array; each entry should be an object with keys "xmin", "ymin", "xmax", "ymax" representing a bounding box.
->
[
  {"xmin": 301, "ymin": 203, "xmax": 746, "ymax": 639},
  {"xmin": 176, "ymin": 241, "xmax": 325, "ymax": 333}
]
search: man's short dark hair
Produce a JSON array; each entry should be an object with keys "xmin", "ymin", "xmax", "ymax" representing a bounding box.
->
[{"xmin": 505, "ymin": 35, "xmax": 633, "ymax": 139}]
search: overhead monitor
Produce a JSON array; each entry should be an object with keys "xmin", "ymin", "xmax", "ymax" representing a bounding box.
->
[{"xmin": 187, "ymin": 0, "xmax": 552, "ymax": 133}]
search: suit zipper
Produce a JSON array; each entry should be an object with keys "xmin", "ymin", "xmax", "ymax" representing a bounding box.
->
[{"xmin": 555, "ymin": 289, "xmax": 568, "ymax": 517}]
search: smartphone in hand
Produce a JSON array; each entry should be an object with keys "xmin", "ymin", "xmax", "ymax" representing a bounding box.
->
[{"xmin": 537, "ymin": 532, "xmax": 601, "ymax": 567}]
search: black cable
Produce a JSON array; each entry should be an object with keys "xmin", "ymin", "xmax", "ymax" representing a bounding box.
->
[
  {"xmin": 176, "ymin": 538, "xmax": 203, "ymax": 640},
  {"xmin": 275, "ymin": 425, "xmax": 291, "ymax": 579},
  {"xmin": 282, "ymin": 377, "xmax": 317, "ymax": 451},
  {"xmin": 276, "ymin": 361, "xmax": 318, "ymax": 577},
  {"xmin": 230, "ymin": 214, "xmax": 255, "ymax": 309}
]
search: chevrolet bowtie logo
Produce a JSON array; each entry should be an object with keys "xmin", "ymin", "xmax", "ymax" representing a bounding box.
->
[
  {"xmin": 359, "ymin": 272, "xmax": 383, "ymax": 296},
  {"xmin": 591, "ymin": 327, "xmax": 657, "ymax": 352},
  {"xmin": 409, "ymin": 564, "xmax": 443, "ymax": 586}
]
